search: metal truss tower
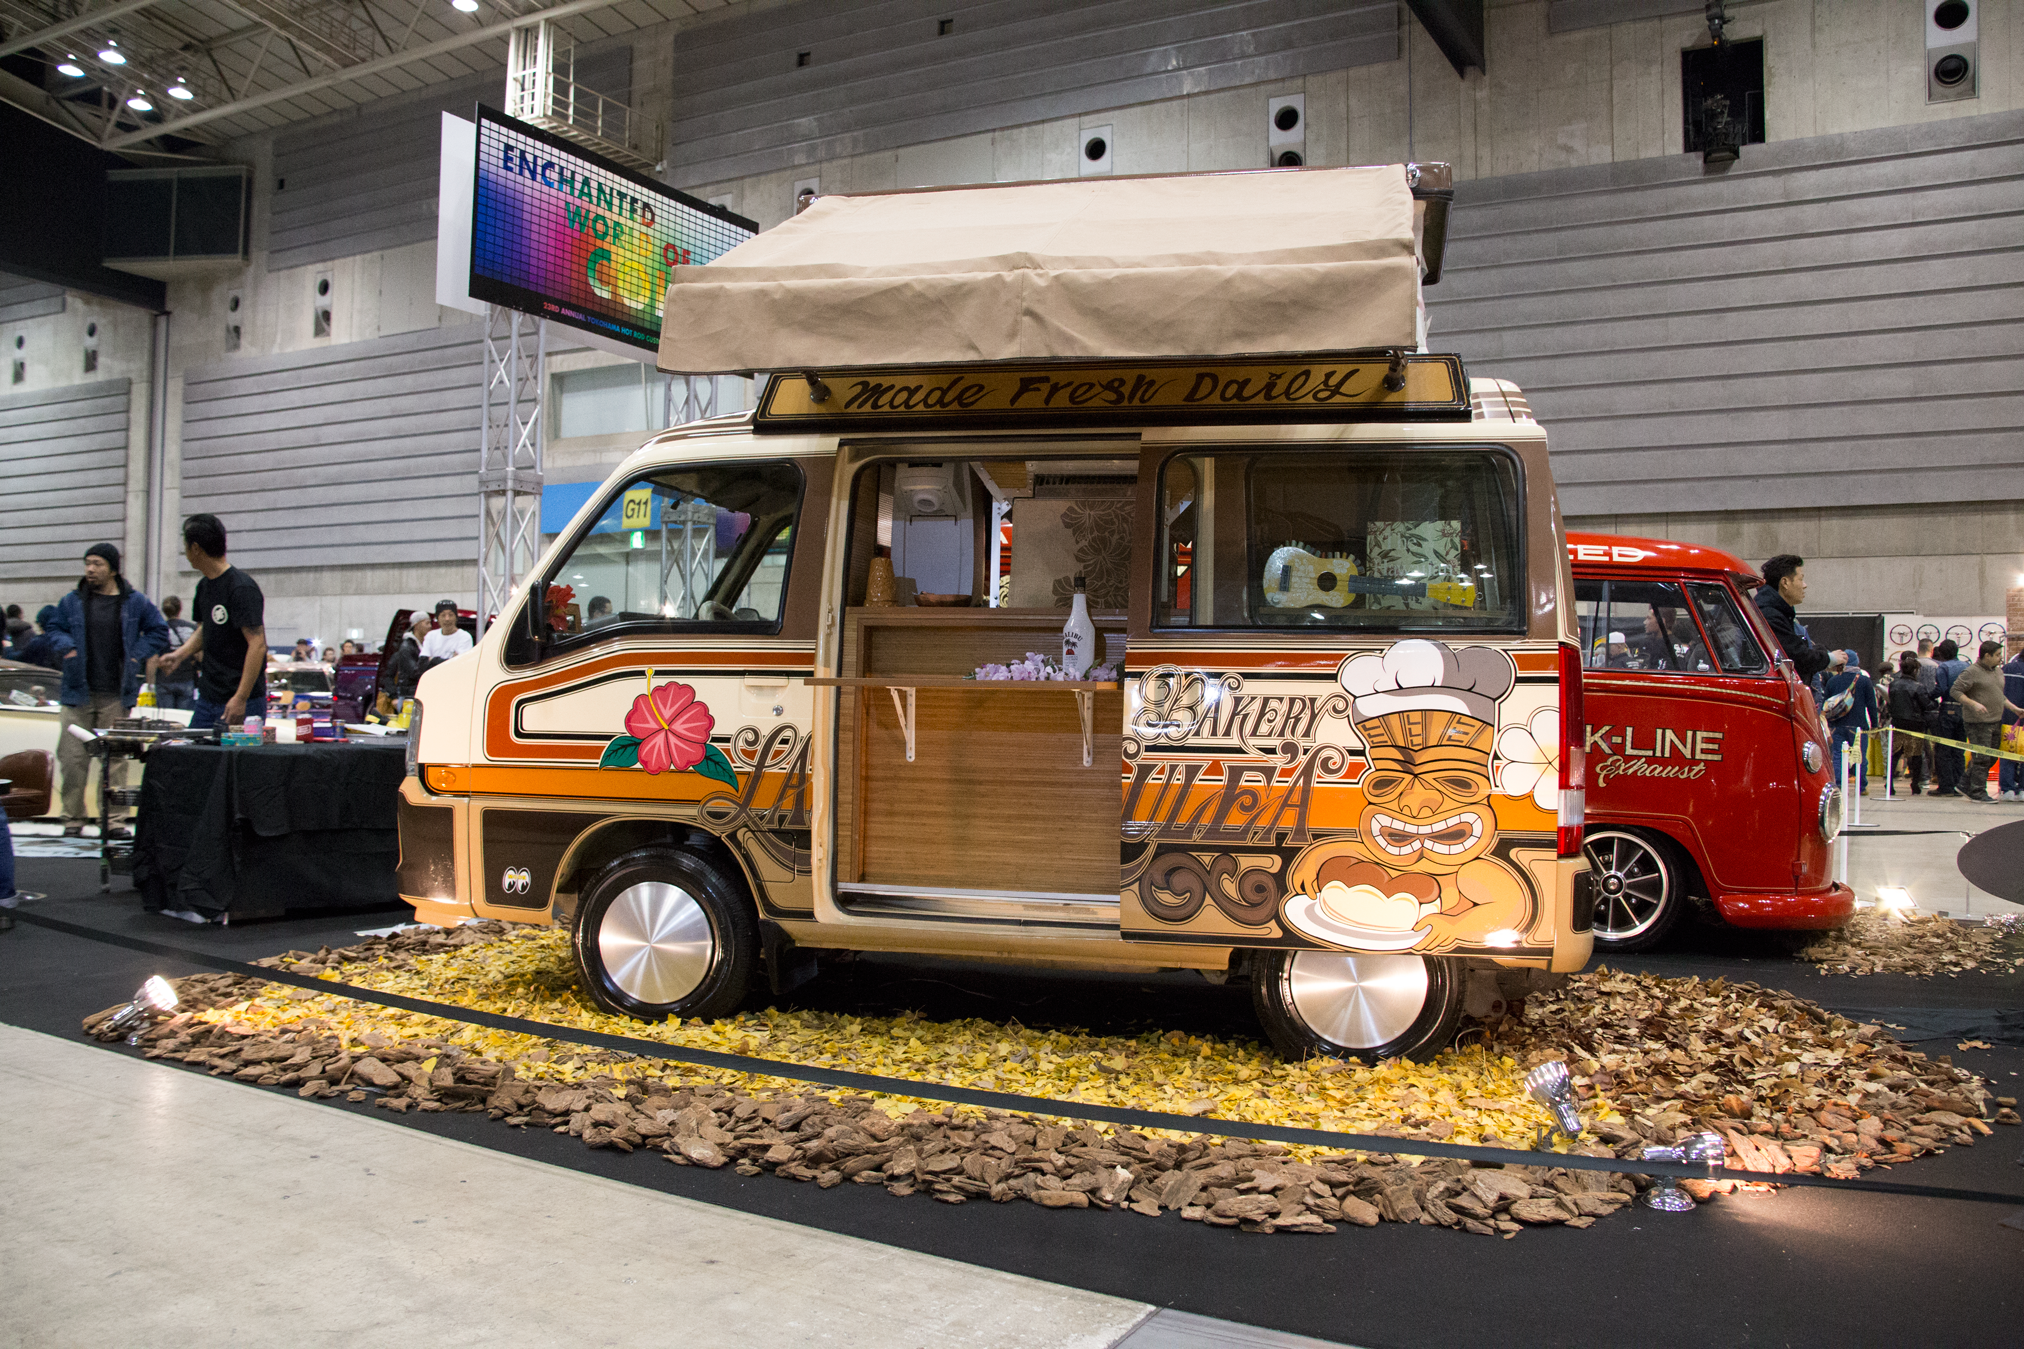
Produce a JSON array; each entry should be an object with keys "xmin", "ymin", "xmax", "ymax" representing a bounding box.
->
[{"xmin": 477, "ymin": 304, "xmax": 545, "ymax": 630}]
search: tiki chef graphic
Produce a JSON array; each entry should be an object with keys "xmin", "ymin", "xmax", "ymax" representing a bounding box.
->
[{"xmin": 1281, "ymin": 640, "xmax": 1539, "ymax": 954}]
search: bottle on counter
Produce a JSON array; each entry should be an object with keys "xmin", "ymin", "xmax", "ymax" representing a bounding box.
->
[
  {"xmin": 1061, "ymin": 573, "xmax": 1095, "ymax": 680},
  {"xmin": 136, "ymin": 683, "xmax": 155, "ymax": 712}
]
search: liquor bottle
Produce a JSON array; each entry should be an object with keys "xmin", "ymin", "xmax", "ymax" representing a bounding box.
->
[{"xmin": 1061, "ymin": 574, "xmax": 1095, "ymax": 680}]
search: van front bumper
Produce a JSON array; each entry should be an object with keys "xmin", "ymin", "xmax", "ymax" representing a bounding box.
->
[{"xmin": 1712, "ymin": 883, "xmax": 1857, "ymax": 930}]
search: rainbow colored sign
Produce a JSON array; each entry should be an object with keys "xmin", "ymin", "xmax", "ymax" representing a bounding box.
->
[{"xmin": 469, "ymin": 106, "xmax": 756, "ymax": 352}]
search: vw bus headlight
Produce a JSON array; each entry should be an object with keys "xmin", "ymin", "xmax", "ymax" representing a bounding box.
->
[
  {"xmin": 1801, "ymin": 741, "xmax": 1823, "ymax": 774},
  {"xmin": 404, "ymin": 699, "xmax": 423, "ymax": 777},
  {"xmin": 1818, "ymin": 785, "xmax": 1843, "ymax": 842}
]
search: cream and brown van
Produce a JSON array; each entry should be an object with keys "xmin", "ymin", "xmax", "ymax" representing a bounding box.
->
[{"xmin": 399, "ymin": 164, "xmax": 1594, "ymax": 1061}]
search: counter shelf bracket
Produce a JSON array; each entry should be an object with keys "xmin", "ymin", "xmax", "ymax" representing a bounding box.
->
[
  {"xmin": 1075, "ymin": 689, "xmax": 1094, "ymax": 768},
  {"xmin": 889, "ymin": 684, "xmax": 917, "ymax": 763}
]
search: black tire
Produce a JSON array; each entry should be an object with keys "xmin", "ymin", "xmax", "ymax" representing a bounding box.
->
[
  {"xmin": 572, "ymin": 846, "xmax": 757, "ymax": 1022},
  {"xmin": 1252, "ymin": 949, "xmax": 1465, "ymax": 1062},
  {"xmin": 1584, "ymin": 828, "xmax": 1689, "ymax": 953}
]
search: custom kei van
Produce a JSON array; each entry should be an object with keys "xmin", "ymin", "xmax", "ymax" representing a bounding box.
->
[
  {"xmin": 1568, "ymin": 532, "xmax": 1851, "ymax": 950},
  {"xmin": 399, "ymin": 165, "xmax": 1594, "ymax": 1061}
]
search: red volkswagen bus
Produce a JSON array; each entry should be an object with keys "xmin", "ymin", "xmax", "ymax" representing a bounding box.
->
[{"xmin": 1568, "ymin": 533, "xmax": 1852, "ymax": 950}]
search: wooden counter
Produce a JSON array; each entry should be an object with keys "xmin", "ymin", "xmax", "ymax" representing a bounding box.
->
[{"xmin": 832, "ymin": 607, "xmax": 1126, "ymax": 894}]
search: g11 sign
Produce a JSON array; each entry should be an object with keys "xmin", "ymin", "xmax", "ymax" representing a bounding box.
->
[{"xmin": 469, "ymin": 105, "xmax": 757, "ymax": 352}]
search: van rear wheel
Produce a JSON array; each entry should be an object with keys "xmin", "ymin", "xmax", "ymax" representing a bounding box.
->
[
  {"xmin": 572, "ymin": 847, "xmax": 756, "ymax": 1022},
  {"xmin": 1583, "ymin": 828, "xmax": 1686, "ymax": 952},
  {"xmin": 1253, "ymin": 950, "xmax": 1464, "ymax": 1062}
]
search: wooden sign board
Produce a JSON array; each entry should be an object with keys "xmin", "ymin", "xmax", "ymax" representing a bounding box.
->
[{"xmin": 753, "ymin": 352, "xmax": 1470, "ymax": 432}]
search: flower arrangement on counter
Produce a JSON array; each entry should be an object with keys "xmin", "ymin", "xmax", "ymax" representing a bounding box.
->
[{"xmin": 972, "ymin": 652, "xmax": 1119, "ymax": 682}]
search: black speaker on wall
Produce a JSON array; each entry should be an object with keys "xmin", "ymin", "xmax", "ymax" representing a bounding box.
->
[{"xmin": 1927, "ymin": 0, "xmax": 1977, "ymax": 103}]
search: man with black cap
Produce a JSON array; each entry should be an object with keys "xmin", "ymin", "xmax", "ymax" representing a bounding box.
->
[
  {"xmin": 417, "ymin": 598, "xmax": 471, "ymax": 671},
  {"xmin": 45, "ymin": 542, "xmax": 169, "ymax": 834}
]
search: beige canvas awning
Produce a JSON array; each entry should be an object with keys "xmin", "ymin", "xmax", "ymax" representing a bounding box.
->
[{"xmin": 657, "ymin": 165, "xmax": 1426, "ymax": 375}]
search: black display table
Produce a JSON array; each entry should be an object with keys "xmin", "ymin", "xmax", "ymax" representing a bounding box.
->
[{"xmin": 132, "ymin": 740, "xmax": 408, "ymax": 920}]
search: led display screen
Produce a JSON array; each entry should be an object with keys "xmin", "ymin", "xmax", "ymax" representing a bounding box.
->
[{"xmin": 470, "ymin": 105, "xmax": 757, "ymax": 352}]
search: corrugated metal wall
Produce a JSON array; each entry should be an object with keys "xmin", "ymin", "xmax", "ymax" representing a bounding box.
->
[
  {"xmin": 0, "ymin": 378, "xmax": 128, "ymax": 581},
  {"xmin": 0, "ymin": 273, "xmax": 65, "ymax": 325},
  {"xmin": 1431, "ymin": 107, "xmax": 2024, "ymax": 518},
  {"xmin": 668, "ymin": 0, "xmax": 1399, "ymax": 186},
  {"xmin": 180, "ymin": 325, "xmax": 483, "ymax": 570}
]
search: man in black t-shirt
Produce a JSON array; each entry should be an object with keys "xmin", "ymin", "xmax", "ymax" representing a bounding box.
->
[{"xmin": 158, "ymin": 514, "xmax": 270, "ymax": 731}]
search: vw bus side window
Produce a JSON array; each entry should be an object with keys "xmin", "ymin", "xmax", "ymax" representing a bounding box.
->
[
  {"xmin": 1687, "ymin": 581, "xmax": 1770, "ymax": 675},
  {"xmin": 512, "ymin": 461, "xmax": 803, "ymax": 662},
  {"xmin": 1156, "ymin": 449, "xmax": 1522, "ymax": 630},
  {"xmin": 1581, "ymin": 579, "xmax": 1714, "ymax": 672}
]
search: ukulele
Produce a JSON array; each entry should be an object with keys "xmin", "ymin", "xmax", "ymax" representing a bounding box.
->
[{"xmin": 1263, "ymin": 545, "xmax": 1478, "ymax": 609}]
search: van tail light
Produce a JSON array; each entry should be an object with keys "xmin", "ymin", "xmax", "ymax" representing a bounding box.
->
[{"xmin": 1558, "ymin": 643, "xmax": 1585, "ymax": 858}]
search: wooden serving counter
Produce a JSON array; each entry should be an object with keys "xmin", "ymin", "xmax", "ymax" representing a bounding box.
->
[{"xmin": 831, "ymin": 607, "xmax": 1126, "ymax": 894}]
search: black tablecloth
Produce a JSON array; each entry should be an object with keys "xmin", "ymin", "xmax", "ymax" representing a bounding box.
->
[{"xmin": 132, "ymin": 740, "xmax": 408, "ymax": 918}]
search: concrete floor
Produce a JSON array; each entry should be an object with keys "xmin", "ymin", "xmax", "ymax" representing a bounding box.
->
[
  {"xmin": 0, "ymin": 1024, "xmax": 1337, "ymax": 1349},
  {"xmin": 1837, "ymin": 787, "xmax": 2024, "ymax": 919}
]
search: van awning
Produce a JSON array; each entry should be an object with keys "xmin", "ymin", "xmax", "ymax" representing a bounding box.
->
[{"xmin": 656, "ymin": 165, "xmax": 1429, "ymax": 376}]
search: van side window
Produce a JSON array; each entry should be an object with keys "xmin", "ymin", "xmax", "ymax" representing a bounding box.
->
[
  {"xmin": 1573, "ymin": 579, "xmax": 1607, "ymax": 663},
  {"xmin": 514, "ymin": 461, "xmax": 803, "ymax": 661},
  {"xmin": 1584, "ymin": 579, "xmax": 1714, "ymax": 673},
  {"xmin": 1156, "ymin": 448, "xmax": 1523, "ymax": 631},
  {"xmin": 1687, "ymin": 581, "xmax": 1770, "ymax": 674}
]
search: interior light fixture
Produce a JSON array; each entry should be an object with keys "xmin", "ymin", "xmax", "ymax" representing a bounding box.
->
[
  {"xmin": 127, "ymin": 93, "xmax": 153, "ymax": 111},
  {"xmin": 103, "ymin": 975, "xmax": 179, "ymax": 1042},
  {"xmin": 167, "ymin": 81, "xmax": 194, "ymax": 100},
  {"xmin": 1525, "ymin": 1060, "xmax": 1583, "ymax": 1142},
  {"xmin": 99, "ymin": 44, "xmax": 126, "ymax": 64},
  {"xmin": 58, "ymin": 58, "xmax": 86, "ymax": 77}
]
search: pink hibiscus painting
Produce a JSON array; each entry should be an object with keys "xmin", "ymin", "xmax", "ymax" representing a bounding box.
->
[{"xmin": 624, "ymin": 679, "xmax": 715, "ymax": 775}]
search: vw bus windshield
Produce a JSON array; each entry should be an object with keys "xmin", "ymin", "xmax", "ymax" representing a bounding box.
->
[{"xmin": 1156, "ymin": 448, "xmax": 1523, "ymax": 631}]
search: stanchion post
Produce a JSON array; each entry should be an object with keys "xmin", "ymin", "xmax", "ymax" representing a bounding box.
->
[{"xmin": 1884, "ymin": 725, "xmax": 1894, "ymax": 801}]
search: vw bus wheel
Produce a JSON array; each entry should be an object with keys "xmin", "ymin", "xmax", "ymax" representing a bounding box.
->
[
  {"xmin": 1253, "ymin": 950, "xmax": 1464, "ymax": 1063},
  {"xmin": 1583, "ymin": 829, "xmax": 1685, "ymax": 952},
  {"xmin": 573, "ymin": 848, "xmax": 756, "ymax": 1022}
]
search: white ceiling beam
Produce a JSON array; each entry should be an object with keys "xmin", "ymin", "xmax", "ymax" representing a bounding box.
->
[
  {"xmin": 102, "ymin": 0, "xmax": 630, "ymax": 148},
  {"xmin": 0, "ymin": 0, "xmax": 166, "ymax": 60}
]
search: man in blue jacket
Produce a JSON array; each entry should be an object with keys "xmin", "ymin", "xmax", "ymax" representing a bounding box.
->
[{"xmin": 45, "ymin": 543, "xmax": 168, "ymax": 835}]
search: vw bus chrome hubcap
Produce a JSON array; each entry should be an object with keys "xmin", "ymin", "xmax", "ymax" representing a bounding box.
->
[
  {"xmin": 1284, "ymin": 951, "xmax": 1429, "ymax": 1049},
  {"xmin": 599, "ymin": 881, "xmax": 714, "ymax": 1005},
  {"xmin": 1584, "ymin": 832, "xmax": 1671, "ymax": 940}
]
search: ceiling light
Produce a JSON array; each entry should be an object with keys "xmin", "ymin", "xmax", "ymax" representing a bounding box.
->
[
  {"xmin": 127, "ymin": 93, "xmax": 153, "ymax": 111},
  {"xmin": 451, "ymin": 0, "xmax": 479, "ymax": 11},
  {"xmin": 167, "ymin": 82, "xmax": 194, "ymax": 100},
  {"xmin": 99, "ymin": 45, "xmax": 126, "ymax": 65},
  {"xmin": 57, "ymin": 60, "xmax": 86, "ymax": 77}
]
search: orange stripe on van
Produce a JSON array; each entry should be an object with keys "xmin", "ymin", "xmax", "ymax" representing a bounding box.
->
[{"xmin": 483, "ymin": 649, "xmax": 813, "ymax": 762}]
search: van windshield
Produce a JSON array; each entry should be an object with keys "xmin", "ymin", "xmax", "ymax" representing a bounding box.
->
[{"xmin": 1156, "ymin": 448, "xmax": 1523, "ymax": 631}]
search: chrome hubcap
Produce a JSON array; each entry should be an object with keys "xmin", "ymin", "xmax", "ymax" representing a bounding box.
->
[
  {"xmin": 1585, "ymin": 832, "xmax": 1671, "ymax": 939},
  {"xmin": 1284, "ymin": 951, "xmax": 1430, "ymax": 1050},
  {"xmin": 598, "ymin": 881, "xmax": 714, "ymax": 1006}
]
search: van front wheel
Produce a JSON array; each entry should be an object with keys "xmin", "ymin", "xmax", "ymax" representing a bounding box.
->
[
  {"xmin": 1253, "ymin": 950, "xmax": 1464, "ymax": 1062},
  {"xmin": 572, "ymin": 847, "xmax": 756, "ymax": 1022}
]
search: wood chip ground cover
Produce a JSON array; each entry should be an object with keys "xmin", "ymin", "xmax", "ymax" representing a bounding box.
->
[
  {"xmin": 86, "ymin": 924, "xmax": 2011, "ymax": 1238},
  {"xmin": 1798, "ymin": 911, "xmax": 2024, "ymax": 978}
]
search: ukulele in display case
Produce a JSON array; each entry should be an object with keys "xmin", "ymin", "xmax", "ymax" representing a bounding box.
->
[{"xmin": 1262, "ymin": 544, "xmax": 1478, "ymax": 610}]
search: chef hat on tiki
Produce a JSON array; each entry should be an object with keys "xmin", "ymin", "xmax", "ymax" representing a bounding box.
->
[{"xmin": 1338, "ymin": 639, "xmax": 1516, "ymax": 726}]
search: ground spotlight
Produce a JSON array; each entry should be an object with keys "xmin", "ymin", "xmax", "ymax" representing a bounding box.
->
[
  {"xmin": 103, "ymin": 975, "xmax": 179, "ymax": 1042},
  {"xmin": 1877, "ymin": 886, "xmax": 1914, "ymax": 922},
  {"xmin": 1640, "ymin": 1130, "xmax": 1726, "ymax": 1212},
  {"xmin": 1525, "ymin": 1060, "xmax": 1583, "ymax": 1142}
]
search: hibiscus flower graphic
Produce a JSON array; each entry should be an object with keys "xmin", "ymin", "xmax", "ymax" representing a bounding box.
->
[
  {"xmin": 598, "ymin": 678, "xmax": 738, "ymax": 786},
  {"xmin": 1495, "ymin": 707, "xmax": 1561, "ymax": 812}
]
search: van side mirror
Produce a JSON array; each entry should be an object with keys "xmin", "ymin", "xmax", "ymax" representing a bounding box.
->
[{"xmin": 525, "ymin": 580, "xmax": 548, "ymax": 648}]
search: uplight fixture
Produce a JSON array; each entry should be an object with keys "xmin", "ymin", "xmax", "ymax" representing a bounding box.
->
[
  {"xmin": 99, "ymin": 44, "xmax": 126, "ymax": 64},
  {"xmin": 1525, "ymin": 1060, "xmax": 1583, "ymax": 1142},
  {"xmin": 58, "ymin": 58, "xmax": 86, "ymax": 77},
  {"xmin": 103, "ymin": 975, "xmax": 179, "ymax": 1042},
  {"xmin": 1877, "ymin": 886, "xmax": 1914, "ymax": 922},
  {"xmin": 1640, "ymin": 1130, "xmax": 1727, "ymax": 1212},
  {"xmin": 167, "ymin": 81, "xmax": 194, "ymax": 100},
  {"xmin": 126, "ymin": 93, "xmax": 153, "ymax": 111}
]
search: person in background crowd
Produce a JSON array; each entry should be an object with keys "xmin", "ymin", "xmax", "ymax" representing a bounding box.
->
[
  {"xmin": 393, "ymin": 611, "xmax": 431, "ymax": 703},
  {"xmin": 1952, "ymin": 640, "xmax": 2023, "ymax": 804},
  {"xmin": 2002, "ymin": 646, "xmax": 2024, "ymax": 801},
  {"xmin": 585, "ymin": 595, "xmax": 614, "ymax": 628},
  {"xmin": 418, "ymin": 600, "xmax": 471, "ymax": 672},
  {"xmin": 3, "ymin": 603, "xmax": 31, "ymax": 656},
  {"xmin": 146, "ymin": 595, "xmax": 199, "ymax": 711},
  {"xmin": 1915, "ymin": 639, "xmax": 1939, "ymax": 692},
  {"xmin": 15, "ymin": 606, "xmax": 61, "ymax": 670},
  {"xmin": 45, "ymin": 543, "xmax": 169, "ymax": 837},
  {"xmin": 1820, "ymin": 648, "xmax": 1877, "ymax": 795},
  {"xmin": 1753, "ymin": 554, "xmax": 1831, "ymax": 682},
  {"xmin": 338, "ymin": 639, "xmax": 359, "ymax": 657},
  {"xmin": 290, "ymin": 638, "xmax": 314, "ymax": 662},
  {"xmin": 1930, "ymin": 639, "xmax": 1970, "ymax": 796},
  {"xmin": 1888, "ymin": 653, "xmax": 1936, "ymax": 795},
  {"xmin": 157, "ymin": 514, "xmax": 268, "ymax": 732}
]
